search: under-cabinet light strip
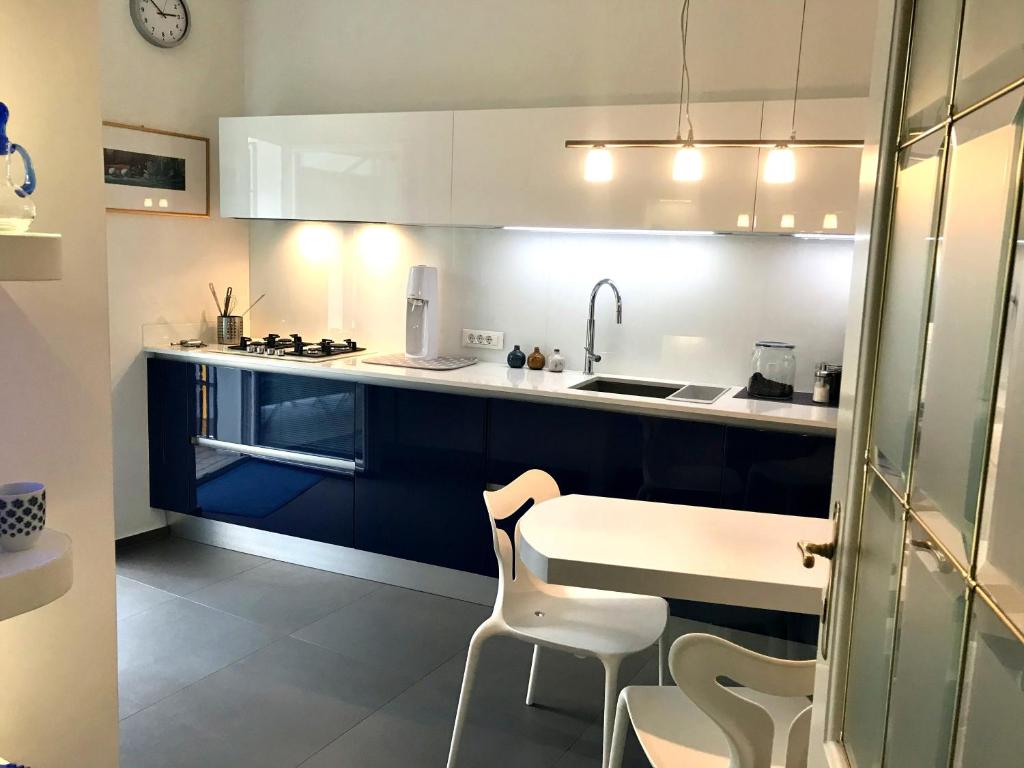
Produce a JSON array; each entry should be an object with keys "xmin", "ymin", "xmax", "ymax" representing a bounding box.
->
[{"xmin": 503, "ymin": 226, "xmax": 855, "ymax": 240}]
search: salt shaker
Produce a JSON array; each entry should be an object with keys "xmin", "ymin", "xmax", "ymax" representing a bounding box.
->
[{"xmin": 813, "ymin": 364, "xmax": 830, "ymax": 403}]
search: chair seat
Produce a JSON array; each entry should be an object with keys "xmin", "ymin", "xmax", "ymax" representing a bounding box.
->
[
  {"xmin": 503, "ymin": 586, "xmax": 667, "ymax": 657},
  {"xmin": 621, "ymin": 685, "xmax": 810, "ymax": 767}
]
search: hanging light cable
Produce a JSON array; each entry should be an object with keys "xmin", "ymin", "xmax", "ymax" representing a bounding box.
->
[
  {"xmin": 672, "ymin": 0, "xmax": 703, "ymax": 181},
  {"xmin": 764, "ymin": 0, "xmax": 807, "ymax": 184},
  {"xmin": 566, "ymin": 0, "xmax": 862, "ymax": 160}
]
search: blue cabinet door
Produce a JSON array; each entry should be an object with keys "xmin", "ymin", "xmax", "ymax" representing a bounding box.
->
[
  {"xmin": 486, "ymin": 398, "xmax": 728, "ymax": 506},
  {"xmin": 723, "ymin": 426, "xmax": 835, "ymax": 518},
  {"xmin": 147, "ymin": 357, "xmax": 197, "ymax": 513},
  {"xmin": 355, "ymin": 385, "xmax": 492, "ymax": 575}
]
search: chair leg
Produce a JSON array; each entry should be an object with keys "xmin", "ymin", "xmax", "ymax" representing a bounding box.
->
[
  {"xmin": 658, "ymin": 626, "xmax": 668, "ymax": 686},
  {"xmin": 601, "ymin": 655, "xmax": 623, "ymax": 768},
  {"xmin": 608, "ymin": 690, "xmax": 631, "ymax": 768},
  {"xmin": 525, "ymin": 644, "xmax": 541, "ymax": 706},
  {"xmin": 447, "ymin": 626, "xmax": 491, "ymax": 768}
]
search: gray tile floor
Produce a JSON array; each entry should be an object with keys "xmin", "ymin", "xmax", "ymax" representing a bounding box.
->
[{"xmin": 117, "ymin": 535, "xmax": 814, "ymax": 768}]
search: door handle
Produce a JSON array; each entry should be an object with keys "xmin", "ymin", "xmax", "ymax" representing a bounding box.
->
[{"xmin": 798, "ymin": 539, "xmax": 835, "ymax": 568}]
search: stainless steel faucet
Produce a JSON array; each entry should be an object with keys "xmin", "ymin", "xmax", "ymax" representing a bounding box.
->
[{"xmin": 584, "ymin": 278, "xmax": 622, "ymax": 375}]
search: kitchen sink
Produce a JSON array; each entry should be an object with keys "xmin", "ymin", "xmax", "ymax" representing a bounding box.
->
[{"xmin": 570, "ymin": 377, "xmax": 728, "ymax": 403}]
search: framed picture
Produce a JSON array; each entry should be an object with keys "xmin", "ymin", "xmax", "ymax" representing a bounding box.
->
[{"xmin": 102, "ymin": 122, "xmax": 209, "ymax": 217}]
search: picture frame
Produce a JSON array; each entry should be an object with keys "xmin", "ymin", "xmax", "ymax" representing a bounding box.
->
[{"xmin": 102, "ymin": 122, "xmax": 209, "ymax": 217}]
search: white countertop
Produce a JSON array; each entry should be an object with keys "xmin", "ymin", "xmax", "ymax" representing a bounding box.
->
[{"xmin": 145, "ymin": 345, "xmax": 837, "ymax": 434}]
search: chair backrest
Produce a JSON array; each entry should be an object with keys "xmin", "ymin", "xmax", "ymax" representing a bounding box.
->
[
  {"xmin": 481, "ymin": 469, "xmax": 561, "ymax": 611},
  {"xmin": 669, "ymin": 633, "xmax": 816, "ymax": 768}
]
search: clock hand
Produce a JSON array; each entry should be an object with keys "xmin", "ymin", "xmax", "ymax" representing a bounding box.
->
[{"xmin": 147, "ymin": 0, "xmax": 168, "ymax": 17}]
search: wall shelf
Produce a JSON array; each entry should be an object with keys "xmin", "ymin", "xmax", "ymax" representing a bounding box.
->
[
  {"xmin": 0, "ymin": 232, "xmax": 63, "ymax": 281},
  {"xmin": 0, "ymin": 529, "xmax": 73, "ymax": 621}
]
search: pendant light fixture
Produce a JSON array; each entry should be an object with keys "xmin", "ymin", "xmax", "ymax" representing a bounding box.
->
[
  {"xmin": 764, "ymin": 0, "xmax": 807, "ymax": 184},
  {"xmin": 671, "ymin": 0, "xmax": 703, "ymax": 182},
  {"xmin": 584, "ymin": 145, "xmax": 614, "ymax": 182},
  {"xmin": 565, "ymin": 1, "xmax": 862, "ymax": 170}
]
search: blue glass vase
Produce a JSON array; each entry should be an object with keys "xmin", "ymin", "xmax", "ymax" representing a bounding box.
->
[
  {"xmin": 507, "ymin": 345, "xmax": 526, "ymax": 369},
  {"xmin": 0, "ymin": 102, "xmax": 37, "ymax": 233}
]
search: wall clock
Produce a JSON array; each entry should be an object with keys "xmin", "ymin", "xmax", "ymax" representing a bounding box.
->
[{"xmin": 130, "ymin": 0, "xmax": 190, "ymax": 49}]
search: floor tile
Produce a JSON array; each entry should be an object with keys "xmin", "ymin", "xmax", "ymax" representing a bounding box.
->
[
  {"xmin": 293, "ymin": 585, "xmax": 492, "ymax": 680},
  {"xmin": 116, "ymin": 536, "xmax": 268, "ymax": 596},
  {"xmin": 116, "ymin": 575, "xmax": 175, "ymax": 621},
  {"xmin": 118, "ymin": 596, "xmax": 278, "ymax": 718},
  {"xmin": 300, "ymin": 635, "xmax": 651, "ymax": 768},
  {"xmin": 187, "ymin": 560, "xmax": 383, "ymax": 634},
  {"xmin": 121, "ymin": 636, "xmax": 419, "ymax": 768}
]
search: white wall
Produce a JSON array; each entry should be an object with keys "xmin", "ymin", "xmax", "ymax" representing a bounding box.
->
[
  {"xmin": 101, "ymin": 0, "xmax": 250, "ymax": 538},
  {"xmin": 243, "ymin": 0, "xmax": 877, "ymax": 114},
  {"xmin": 0, "ymin": 3, "xmax": 118, "ymax": 764},
  {"xmin": 251, "ymin": 223, "xmax": 852, "ymax": 392}
]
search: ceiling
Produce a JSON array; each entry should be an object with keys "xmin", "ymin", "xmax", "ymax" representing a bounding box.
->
[{"xmin": 244, "ymin": 0, "xmax": 881, "ymax": 114}]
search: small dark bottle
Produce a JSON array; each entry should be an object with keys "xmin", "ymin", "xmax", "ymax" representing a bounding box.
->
[{"xmin": 507, "ymin": 344, "xmax": 526, "ymax": 369}]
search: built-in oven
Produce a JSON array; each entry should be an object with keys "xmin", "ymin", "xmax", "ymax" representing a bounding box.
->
[{"xmin": 191, "ymin": 364, "xmax": 362, "ymax": 546}]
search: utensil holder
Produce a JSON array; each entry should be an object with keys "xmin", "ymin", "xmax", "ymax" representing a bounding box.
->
[{"xmin": 217, "ymin": 315, "xmax": 243, "ymax": 346}]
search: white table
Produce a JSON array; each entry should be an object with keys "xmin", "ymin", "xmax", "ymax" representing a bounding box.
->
[{"xmin": 519, "ymin": 495, "xmax": 831, "ymax": 616}]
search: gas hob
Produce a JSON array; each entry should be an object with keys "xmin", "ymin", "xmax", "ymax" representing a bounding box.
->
[{"xmin": 222, "ymin": 334, "xmax": 367, "ymax": 362}]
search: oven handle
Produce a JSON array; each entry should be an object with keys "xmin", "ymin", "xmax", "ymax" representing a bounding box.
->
[{"xmin": 193, "ymin": 436, "xmax": 356, "ymax": 476}]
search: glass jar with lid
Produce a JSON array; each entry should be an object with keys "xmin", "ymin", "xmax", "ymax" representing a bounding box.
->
[{"xmin": 748, "ymin": 341, "xmax": 796, "ymax": 399}]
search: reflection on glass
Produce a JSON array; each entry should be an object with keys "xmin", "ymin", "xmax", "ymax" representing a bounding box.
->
[
  {"xmin": 903, "ymin": 0, "xmax": 963, "ymax": 138},
  {"xmin": 952, "ymin": 596, "xmax": 1024, "ymax": 765},
  {"xmin": 977, "ymin": 228, "xmax": 1024, "ymax": 634},
  {"xmin": 911, "ymin": 89, "xmax": 1024, "ymax": 567},
  {"xmin": 869, "ymin": 133, "xmax": 945, "ymax": 493},
  {"xmin": 883, "ymin": 520, "xmax": 966, "ymax": 768},
  {"xmin": 845, "ymin": 473, "xmax": 905, "ymax": 768},
  {"xmin": 955, "ymin": 0, "xmax": 1024, "ymax": 113}
]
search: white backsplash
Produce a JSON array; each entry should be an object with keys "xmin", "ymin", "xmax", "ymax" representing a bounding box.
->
[{"xmin": 250, "ymin": 222, "xmax": 853, "ymax": 391}]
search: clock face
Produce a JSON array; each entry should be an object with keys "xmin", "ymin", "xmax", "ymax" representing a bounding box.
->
[{"xmin": 130, "ymin": 0, "xmax": 190, "ymax": 48}]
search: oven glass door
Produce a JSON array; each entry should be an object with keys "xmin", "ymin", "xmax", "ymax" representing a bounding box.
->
[{"xmin": 191, "ymin": 365, "xmax": 360, "ymax": 546}]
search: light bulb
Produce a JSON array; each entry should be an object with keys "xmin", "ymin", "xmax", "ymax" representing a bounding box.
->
[
  {"xmin": 764, "ymin": 145, "xmax": 796, "ymax": 184},
  {"xmin": 736, "ymin": 213, "xmax": 751, "ymax": 228},
  {"xmin": 822, "ymin": 213, "xmax": 838, "ymax": 230},
  {"xmin": 780, "ymin": 214, "xmax": 795, "ymax": 229},
  {"xmin": 584, "ymin": 147, "xmax": 613, "ymax": 183},
  {"xmin": 672, "ymin": 146, "xmax": 703, "ymax": 182}
]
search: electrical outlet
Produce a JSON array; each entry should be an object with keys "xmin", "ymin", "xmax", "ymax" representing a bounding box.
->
[{"xmin": 462, "ymin": 328, "xmax": 505, "ymax": 350}]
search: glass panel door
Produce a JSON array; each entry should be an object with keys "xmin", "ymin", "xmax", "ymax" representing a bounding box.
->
[
  {"xmin": 868, "ymin": 132, "xmax": 945, "ymax": 493},
  {"xmin": 951, "ymin": 595, "xmax": 1024, "ymax": 766},
  {"xmin": 882, "ymin": 519, "xmax": 967, "ymax": 768},
  {"xmin": 910, "ymin": 87, "xmax": 1024, "ymax": 567},
  {"xmin": 843, "ymin": 472, "xmax": 906, "ymax": 768},
  {"xmin": 832, "ymin": 1, "xmax": 1024, "ymax": 765}
]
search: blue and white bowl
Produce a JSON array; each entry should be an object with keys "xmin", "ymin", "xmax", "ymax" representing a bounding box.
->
[{"xmin": 0, "ymin": 482, "xmax": 46, "ymax": 552}]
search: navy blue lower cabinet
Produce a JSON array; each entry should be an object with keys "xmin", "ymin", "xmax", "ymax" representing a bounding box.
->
[
  {"xmin": 147, "ymin": 357, "xmax": 197, "ymax": 514},
  {"xmin": 486, "ymin": 399, "xmax": 726, "ymax": 506},
  {"xmin": 355, "ymin": 385, "xmax": 493, "ymax": 576},
  {"xmin": 722, "ymin": 426, "xmax": 835, "ymax": 518}
]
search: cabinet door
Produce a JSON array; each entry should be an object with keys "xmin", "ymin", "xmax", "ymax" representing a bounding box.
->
[
  {"xmin": 754, "ymin": 98, "xmax": 866, "ymax": 234},
  {"xmin": 355, "ymin": 386, "xmax": 491, "ymax": 575},
  {"xmin": 452, "ymin": 102, "xmax": 762, "ymax": 232},
  {"xmin": 220, "ymin": 112, "xmax": 454, "ymax": 225},
  {"xmin": 147, "ymin": 358, "xmax": 197, "ymax": 513},
  {"xmin": 486, "ymin": 399, "xmax": 646, "ymax": 498},
  {"xmin": 723, "ymin": 426, "xmax": 835, "ymax": 517}
]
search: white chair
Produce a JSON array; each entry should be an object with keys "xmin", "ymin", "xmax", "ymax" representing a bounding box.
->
[
  {"xmin": 609, "ymin": 633, "xmax": 815, "ymax": 768},
  {"xmin": 447, "ymin": 469, "xmax": 669, "ymax": 768}
]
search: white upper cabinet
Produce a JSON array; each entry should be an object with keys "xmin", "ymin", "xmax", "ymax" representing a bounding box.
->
[
  {"xmin": 220, "ymin": 99, "xmax": 865, "ymax": 233},
  {"xmin": 754, "ymin": 98, "xmax": 867, "ymax": 235},
  {"xmin": 220, "ymin": 112, "xmax": 454, "ymax": 225},
  {"xmin": 451, "ymin": 102, "xmax": 762, "ymax": 232}
]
